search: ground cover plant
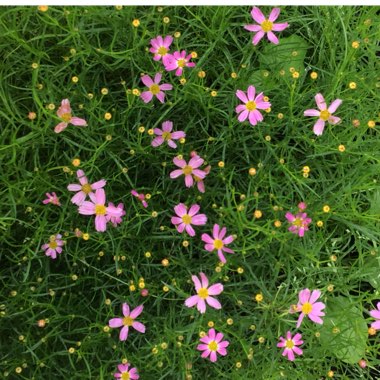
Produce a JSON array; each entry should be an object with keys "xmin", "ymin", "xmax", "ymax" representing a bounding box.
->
[{"xmin": 1, "ymin": 5, "xmax": 380, "ymax": 379}]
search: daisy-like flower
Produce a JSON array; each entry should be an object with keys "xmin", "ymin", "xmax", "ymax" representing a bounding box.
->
[
  {"xmin": 42, "ymin": 234, "xmax": 64, "ymax": 259},
  {"xmin": 285, "ymin": 211, "xmax": 312, "ymax": 237},
  {"xmin": 78, "ymin": 188, "xmax": 123, "ymax": 232},
  {"xmin": 197, "ymin": 328, "xmax": 229, "ymax": 362},
  {"xmin": 369, "ymin": 302, "xmax": 380, "ymax": 330},
  {"xmin": 244, "ymin": 7, "xmax": 289, "ymax": 45},
  {"xmin": 185, "ymin": 272, "xmax": 223, "ymax": 313},
  {"xmin": 194, "ymin": 165, "xmax": 211, "ymax": 193},
  {"xmin": 131, "ymin": 190, "xmax": 148, "ymax": 208},
  {"xmin": 171, "ymin": 203, "xmax": 207, "ymax": 237},
  {"xmin": 236, "ymin": 86, "xmax": 271, "ymax": 126},
  {"xmin": 201, "ymin": 224, "xmax": 234, "ymax": 264},
  {"xmin": 295, "ymin": 289, "xmax": 326, "ymax": 328},
  {"xmin": 42, "ymin": 192, "xmax": 61, "ymax": 206},
  {"xmin": 67, "ymin": 170, "xmax": 106, "ymax": 206},
  {"xmin": 149, "ymin": 35, "xmax": 173, "ymax": 62},
  {"xmin": 277, "ymin": 331, "xmax": 303, "ymax": 361},
  {"xmin": 113, "ymin": 363, "xmax": 139, "ymax": 380},
  {"xmin": 151, "ymin": 120, "xmax": 186, "ymax": 149},
  {"xmin": 108, "ymin": 303, "xmax": 146, "ymax": 341},
  {"xmin": 140, "ymin": 73, "xmax": 173, "ymax": 103},
  {"xmin": 54, "ymin": 99, "xmax": 87, "ymax": 133},
  {"xmin": 170, "ymin": 155, "xmax": 206, "ymax": 188},
  {"xmin": 106, "ymin": 202, "xmax": 125, "ymax": 227},
  {"xmin": 164, "ymin": 50, "xmax": 195, "ymax": 76},
  {"xmin": 304, "ymin": 93, "xmax": 342, "ymax": 136}
]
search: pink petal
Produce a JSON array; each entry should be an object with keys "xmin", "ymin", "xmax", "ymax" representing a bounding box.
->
[
  {"xmin": 315, "ymin": 93, "xmax": 326, "ymax": 111},
  {"xmin": 238, "ymin": 110, "xmax": 249, "ymax": 122},
  {"xmin": 244, "ymin": 24, "xmax": 262, "ymax": 32},
  {"xmin": 309, "ymin": 290, "xmax": 321, "ymax": 304},
  {"xmin": 95, "ymin": 215, "xmax": 107, "ymax": 232},
  {"xmin": 308, "ymin": 313, "xmax": 324, "ymax": 324},
  {"xmin": 247, "ymin": 85, "xmax": 256, "ymax": 101},
  {"xmin": 152, "ymin": 136, "xmax": 164, "ymax": 147},
  {"xmin": 122, "ymin": 303, "xmax": 130, "ymax": 317},
  {"xmin": 201, "ymin": 233, "xmax": 214, "ymax": 244},
  {"xmin": 209, "ymin": 351, "xmax": 218, "ymax": 362},
  {"xmin": 173, "ymin": 157, "xmax": 186, "ymax": 168},
  {"xmin": 204, "ymin": 243, "xmax": 214, "ymax": 252},
  {"xmin": 67, "ymin": 184, "xmax": 82, "ymax": 191},
  {"xmin": 236, "ymin": 104, "xmax": 246, "ymax": 113},
  {"xmin": 267, "ymin": 31, "xmax": 279, "ymax": 44},
  {"xmin": 268, "ymin": 7, "xmax": 280, "ymax": 22},
  {"xmin": 119, "ymin": 326, "xmax": 129, "ymax": 341},
  {"xmin": 71, "ymin": 191, "xmax": 86, "ymax": 206},
  {"xmin": 163, "ymin": 35, "xmax": 173, "ymax": 46},
  {"xmin": 192, "ymin": 274, "xmax": 202, "ymax": 291},
  {"xmin": 167, "ymin": 140, "xmax": 177, "ymax": 149},
  {"xmin": 252, "ymin": 31, "xmax": 265, "ymax": 45},
  {"xmin": 188, "ymin": 204, "xmax": 200, "ymax": 216},
  {"xmin": 70, "ymin": 117, "xmax": 87, "ymax": 126},
  {"xmin": 199, "ymin": 272, "xmax": 209, "ymax": 288},
  {"xmin": 54, "ymin": 122, "xmax": 68, "ymax": 133},
  {"xmin": 206, "ymin": 296, "xmax": 222, "ymax": 309},
  {"xmin": 217, "ymin": 251, "xmax": 227, "ymax": 263},
  {"xmin": 156, "ymin": 91, "xmax": 165, "ymax": 103},
  {"xmin": 185, "ymin": 224, "xmax": 196, "ymax": 237},
  {"xmin": 109, "ymin": 318, "xmax": 123, "ymax": 328},
  {"xmin": 287, "ymin": 349, "xmax": 295, "ymax": 361},
  {"xmin": 162, "ymin": 120, "xmax": 173, "ymax": 132},
  {"xmin": 185, "ymin": 174, "xmax": 194, "ymax": 188},
  {"xmin": 176, "ymin": 222, "xmax": 186, "ymax": 233},
  {"xmin": 191, "ymin": 214, "xmax": 207, "ymax": 225},
  {"xmin": 213, "ymin": 224, "xmax": 220, "ymax": 238},
  {"xmin": 251, "ymin": 7, "xmax": 265, "ymax": 24},
  {"xmin": 130, "ymin": 305, "xmax": 143, "ymax": 319},
  {"xmin": 132, "ymin": 321, "xmax": 146, "ymax": 333},
  {"xmin": 174, "ymin": 203, "xmax": 187, "ymax": 217},
  {"xmin": 328, "ymin": 99, "xmax": 342, "ymax": 113},
  {"xmin": 369, "ymin": 310, "xmax": 380, "ymax": 319},
  {"xmin": 207, "ymin": 283, "xmax": 223, "ymax": 296},
  {"xmin": 272, "ymin": 22, "xmax": 289, "ymax": 32},
  {"xmin": 78, "ymin": 201, "xmax": 96, "ymax": 215},
  {"xmin": 95, "ymin": 188, "xmax": 106, "ymax": 204},
  {"xmin": 154, "ymin": 72, "xmax": 162, "ymax": 84},
  {"xmin": 236, "ymin": 90, "xmax": 248, "ymax": 103},
  {"xmin": 248, "ymin": 111, "xmax": 258, "ymax": 126},
  {"xmin": 170, "ymin": 169, "xmax": 184, "ymax": 179},
  {"xmin": 197, "ymin": 298, "xmax": 206, "ymax": 313},
  {"xmin": 304, "ymin": 109, "xmax": 320, "ymax": 117},
  {"xmin": 328, "ymin": 116, "xmax": 341, "ymax": 125},
  {"xmin": 188, "ymin": 156, "xmax": 204, "ymax": 169},
  {"xmin": 140, "ymin": 91, "xmax": 153, "ymax": 103},
  {"xmin": 299, "ymin": 289, "xmax": 311, "ymax": 304},
  {"xmin": 223, "ymin": 235, "xmax": 233, "ymax": 244},
  {"xmin": 313, "ymin": 119, "xmax": 326, "ymax": 136},
  {"xmin": 371, "ymin": 320, "xmax": 380, "ymax": 330},
  {"xmin": 141, "ymin": 75, "xmax": 154, "ymax": 87},
  {"xmin": 175, "ymin": 67, "xmax": 183, "ymax": 76},
  {"xmin": 192, "ymin": 169, "xmax": 206, "ymax": 179},
  {"xmin": 296, "ymin": 313, "xmax": 305, "ymax": 328},
  {"xmin": 170, "ymin": 131, "xmax": 185, "ymax": 139},
  {"xmin": 171, "ymin": 216, "xmax": 183, "ymax": 225},
  {"xmin": 91, "ymin": 179, "xmax": 106, "ymax": 190},
  {"xmin": 185, "ymin": 295, "xmax": 200, "ymax": 308}
]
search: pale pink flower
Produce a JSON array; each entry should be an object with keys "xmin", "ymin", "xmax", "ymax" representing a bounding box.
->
[
  {"xmin": 42, "ymin": 192, "xmax": 61, "ymax": 206},
  {"xmin": 106, "ymin": 202, "xmax": 125, "ymax": 227},
  {"xmin": 193, "ymin": 165, "xmax": 211, "ymax": 193},
  {"xmin": 67, "ymin": 170, "xmax": 106, "ymax": 206},
  {"xmin": 151, "ymin": 120, "xmax": 186, "ymax": 149},
  {"xmin": 164, "ymin": 50, "xmax": 195, "ymax": 76},
  {"xmin": 78, "ymin": 189, "xmax": 123, "ymax": 232},
  {"xmin": 277, "ymin": 331, "xmax": 303, "ymax": 361},
  {"xmin": 197, "ymin": 328, "xmax": 229, "ymax": 362},
  {"xmin": 114, "ymin": 363, "xmax": 139, "ymax": 380},
  {"xmin": 304, "ymin": 93, "xmax": 342, "ymax": 135},
  {"xmin": 171, "ymin": 203, "xmax": 207, "ymax": 237},
  {"xmin": 236, "ymin": 85, "xmax": 271, "ymax": 126},
  {"xmin": 298, "ymin": 202, "xmax": 307, "ymax": 211},
  {"xmin": 140, "ymin": 73, "xmax": 173, "ymax": 103},
  {"xmin": 149, "ymin": 35, "xmax": 173, "ymax": 62},
  {"xmin": 295, "ymin": 289, "xmax": 326, "ymax": 328},
  {"xmin": 185, "ymin": 272, "xmax": 223, "ymax": 313},
  {"xmin": 369, "ymin": 302, "xmax": 380, "ymax": 330},
  {"xmin": 285, "ymin": 211, "xmax": 312, "ymax": 237},
  {"xmin": 41, "ymin": 234, "xmax": 64, "ymax": 259},
  {"xmin": 131, "ymin": 190, "xmax": 148, "ymax": 208},
  {"xmin": 109, "ymin": 303, "xmax": 146, "ymax": 342},
  {"xmin": 54, "ymin": 99, "xmax": 87, "ymax": 133},
  {"xmin": 244, "ymin": 7, "xmax": 289, "ymax": 45},
  {"xmin": 170, "ymin": 155, "xmax": 206, "ymax": 188},
  {"xmin": 201, "ymin": 224, "xmax": 234, "ymax": 264}
]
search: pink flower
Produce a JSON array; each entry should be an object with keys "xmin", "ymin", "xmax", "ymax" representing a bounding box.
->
[
  {"xmin": 42, "ymin": 192, "xmax": 61, "ymax": 206},
  {"xmin": 170, "ymin": 155, "xmax": 206, "ymax": 188},
  {"xmin": 185, "ymin": 272, "xmax": 223, "ymax": 313},
  {"xmin": 277, "ymin": 331, "xmax": 303, "ymax": 361},
  {"xmin": 201, "ymin": 224, "xmax": 234, "ymax": 264},
  {"xmin": 197, "ymin": 328, "xmax": 229, "ymax": 362},
  {"xmin": 78, "ymin": 189, "xmax": 123, "ymax": 232},
  {"xmin": 108, "ymin": 303, "xmax": 146, "ymax": 341},
  {"xmin": 54, "ymin": 99, "xmax": 87, "ymax": 133},
  {"xmin": 285, "ymin": 211, "xmax": 312, "ymax": 237},
  {"xmin": 106, "ymin": 202, "xmax": 125, "ymax": 227},
  {"xmin": 236, "ymin": 85, "xmax": 271, "ymax": 126},
  {"xmin": 149, "ymin": 35, "xmax": 173, "ymax": 62},
  {"xmin": 164, "ymin": 50, "xmax": 195, "ymax": 76},
  {"xmin": 151, "ymin": 120, "xmax": 186, "ymax": 149},
  {"xmin": 295, "ymin": 289, "xmax": 326, "ymax": 328},
  {"xmin": 304, "ymin": 93, "xmax": 342, "ymax": 136},
  {"xmin": 41, "ymin": 234, "xmax": 64, "ymax": 259},
  {"xmin": 193, "ymin": 165, "xmax": 211, "ymax": 193},
  {"xmin": 67, "ymin": 170, "xmax": 107, "ymax": 206},
  {"xmin": 298, "ymin": 202, "xmax": 307, "ymax": 211},
  {"xmin": 131, "ymin": 190, "xmax": 148, "ymax": 208},
  {"xmin": 140, "ymin": 73, "xmax": 172, "ymax": 103},
  {"xmin": 114, "ymin": 363, "xmax": 139, "ymax": 379},
  {"xmin": 369, "ymin": 302, "xmax": 380, "ymax": 330},
  {"xmin": 171, "ymin": 203, "xmax": 207, "ymax": 237},
  {"xmin": 244, "ymin": 7, "xmax": 289, "ymax": 45}
]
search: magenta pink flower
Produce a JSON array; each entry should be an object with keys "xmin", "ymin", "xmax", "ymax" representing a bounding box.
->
[
  {"xmin": 78, "ymin": 189, "xmax": 123, "ymax": 232},
  {"xmin": 201, "ymin": 224, "xmax": 234, "ymax": 264},
  {"xmin": 304, "ymin": 93, "xmax": 342, "ymax": 135},
  {"xmin": 244, "ymin": 7, "xmax": 289, "ymax": 45},
  {"xmin": 285, "ymin": 211, "xmax": 312, "ymax": 237},
  {"xmin": 193, "ymin": 165, "xmax": 211, "ymax": 193},
  {"xmin": 197, "ymin": 328, "xmax": 229, "ymax": 362},
  {"xmin": 42, "ymin": 192, "xmax": 61, "ymax": 206},
  {"xmin": 42, "ymin": 234, "xmax": 64, "ymax": 259},
  {"xmin": 151, "ymin": 120, "xmax": 186, "ymax": 149},
  {"xmin": 369, "ymin": 302, "xmax": 380, "ymax": 330},
  {"xmin": 185, "ymin": 272, "xmax": 223, "ymax": 313},
  {"xmin": 67, "ymin": 170, "xmax": 106, "ymax": 206},
  {"xmin": 114, "ymin": 363, "xmax": 139, "ymax": 379},
  {"xmin": 277, "ymin": 331, "xmax": 303, "ymax": 361},
  {"xmin": 164, "ymin": 50, "xmax": 195, "ymax": 76},
  {"xmin": 295, "ymin": 289, "xmax": 326, "ymax": 328},
  {"xmin": 109, "ymin": 303, "xmax": 146, "ymax": 341},
  {"xmin": 140, "ymin": 73, "xmax": 172, "ymax": 103},
  {"xmin": 170, "ymin": 155, "xmax": 206, "ymax": 188},
  {"xmin": 149, "ymin": 35, "xmax": 173, "ymax": 62},
  {"xmin": 131, "ymin": 190, "xmax": 148, "ymax": 208},
  {"xmin": 54, "ymin": 99, "xmax": 87, "ymax": 133},
  {"xmin": 236, "ymin": 86, "xmax": 271, "ymax": 126},
  {"xmin": 171, "ymin": 203, "xmax": 207, "ymax": 237},
  {"xmin": 106, "ymin": 202, "xmax": 125, "ymax": 227}
]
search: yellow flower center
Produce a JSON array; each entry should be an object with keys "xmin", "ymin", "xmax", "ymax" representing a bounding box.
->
[
  {"xmin": 182, "ymin": 165, "xmax": 193, "ymax": 175},
  {"xmin": 122, "ymin": 316, "xmax": 134, "ymax": 326},
  {"xmin": 121, "ymin": 372, "xmax": 130, "ymax": 380},
  {"xmin": 261, "ymin": 19, "xmax": 273, "ymax": 32},
  {"xmin": 182, "ymin": 214, "xmax": 192, "ymax": 225},
  {"xmin": 162, "ymin": 131, "xmax": 172, "ymax": 140},
  {"xmin": 285, "ymin": 339, "xmax": 294, "ymax": 349},
  {"xmin": 208, "ymin": 340, "xmax": 218, "ymax": 352},
  {"xmin": 245, "ymin": 101, "xmax": 257, "ymax": 111},
  {"xmin": 320, "ymin": 109, "xmax": 330, "ymax": 121},
  {"xmin": 149, "ymin": 84, "xmax": 160, "ymax": 95},
  {"xmin": 293, "ymin": 218, "xmax": 303, "ymax": 227},
  {"xmin": 198, "ymin": 287, "xmax": 209, "ymax": 299},
  {"xmin": 301, "ymin": 302, "xmax": 313, "ymax": 315},
  {"xmin": 61, "ymin": 112, "xmax": 72, "ymax": 122},
  {"xmin": 157, "ymin": 46, "xmax": 168, "ymax": 56},
  {"xmin": 177, "ymin": 59, "xmax": 186, "ymax": 68},
  {"xmin": 49, "ymin": 241, "xmax": 58, "ymax": 249},
  {"xmin": 81, "ymin": 183, "xmax": 92, "ymax": 194},
  {"xmin": 95, "ymin": 204, "xmax": 107, "ymax": 216},
  {"xmin": 213, "ymin": 239, "xmax": 224, "ymax": 250}
]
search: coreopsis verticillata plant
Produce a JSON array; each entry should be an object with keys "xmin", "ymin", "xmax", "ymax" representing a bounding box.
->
[
  {"xmin": 304, "ymin": 93, "xmax": 342, "ymax": 135},
  {"xmin": 113, "ymin": 363, "xmax": 140, "ymax": 379},
  {"xmin": 235, "ymin": 85, "xmax": 271, "ymax": 126},
  {"xmin": 277, "ymin": 331, "xmax": 303, "ymax": 361},
  {"xmin": 171, "ymin": 203, "xmax": 207, "ymax": 237},
  {"xmin": 106, "ymin": 202, "xmax": 125, "ymax": 227},
  {"xmin": 54, "ymin": 99, "xmax": 87, "ymax": 133},
  {"xmin": 170, "ymin": 155, "xmax": 206, "ymax": 188},
  {"xmin": 185, "ymin": 272, "xmax": 223, "ymax": 313},
  {"xmin": 295, "ymin": 289, "xmax": 326, "ymax": 328},
  {"xmin": 131, "ymin": 190, "xmax": 148, "ymax": 208},
  {"xmin": 197, "ymin": 328, "xmax": 229, "ymax": 362},
  {"xmin": 163, "ymin": 50, "xmax": 195, "ymax": 76},
  {"xmin": 42, "ymin": 234, "xmax": 64, "ymax": 259},
  {"xmin": 42, "ymin": 192, "xmax": 61, "ymax": 206},
  {"xmin": 244, "ymin": 7, "xmax": 289, "ymax": 45},
  {"xmin": 285, "ymin": 204, "xmax": 312, "ymax": 237},
  {"xmin": 149, "ymin": 35, "xmax": 173, "ymax": 62},
  {"xmin": 140, "ymin": 73, "xmax": 173, "ymax": 103},
  {"xmin": 201, "ymin": 224, "xmax": 234, "ymax": 263},
  {"xmin": 369, "ymin": 302, "xmax": 380, "ymax": 330},
  {"xmin": 151, "ymin": 120, "xmax": 186, "ymax": 149},
  {"xmin": 109, "ymin": 303, "xmax": 146, "ymax": 341}
]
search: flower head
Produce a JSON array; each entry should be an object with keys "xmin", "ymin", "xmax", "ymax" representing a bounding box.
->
[
  {"xmin": 106, "ymin": 202, "xmax": 125, "ymax": 227},
  {"xmin": 164, "ymin": 50, "xmax": 195, "ymax": 76},
  {"xmin": 197, "ymin": 328, "xmax": 229, "ymax": 362},
  {"xmin": 171, "ymin": 203, "xmax": 207, "ymax": 237},
  {"xmin": 42, "ymin": 192, "xmax": 61, "ymax": 206},
  {"xmin": 185, "ymin": 272, "xmax": 223, "ymax": 313},
  {"xmin": 151, "ymin": 120, "xmax": 186, "ymax": 149},
  {"xmin": 170, "ymin": 155, "xmax": 206, "ymax": 188},
  {"xmin": 304, "ymin": 93, "xmax": 342, "ymax": 135},
  {"xmin": 369, "ymin": 302, "xmax": 380, "ymax": 330},
  {"xmin": 277, "ymin": 331, "xmax": 303, "ymax": 361},
  {"xmin": 201, "ymin": 224, "xmax": 234, "ymax": 263},
  {"xmin": 149, "ymin": 35, "xmax": 173, "ymax": 61},
  {"xmin": 244, "ymin": 7, "xmax": 289, "ymax": 45},
  {"xmin": 140, "ymin": 73, "xmax": 172, "ymax": 103},
  {"xmin": 285, "ymin": 211, "xmax": 312, "ymax": 237},
  {"xmin": 114, "ymin": 363, "xmax": 139, "ymax": 379},
  {"xmin": 108, "ymin": 303, "xmax": 146, "ymax": 341},
  {"xmin": 131, "ymin": 190, "xmax": 148, "ymax": 208},
  {"xmin": 295, "ymin": 289, "xmax": 326, "ymax": 328},
  {"xmin": 54, "ymin": 99, "xmax": 87, "ymax": 133},
  {"xmin": 42, "ymin": 234, "xmax": 64, "ymax": 259}
]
